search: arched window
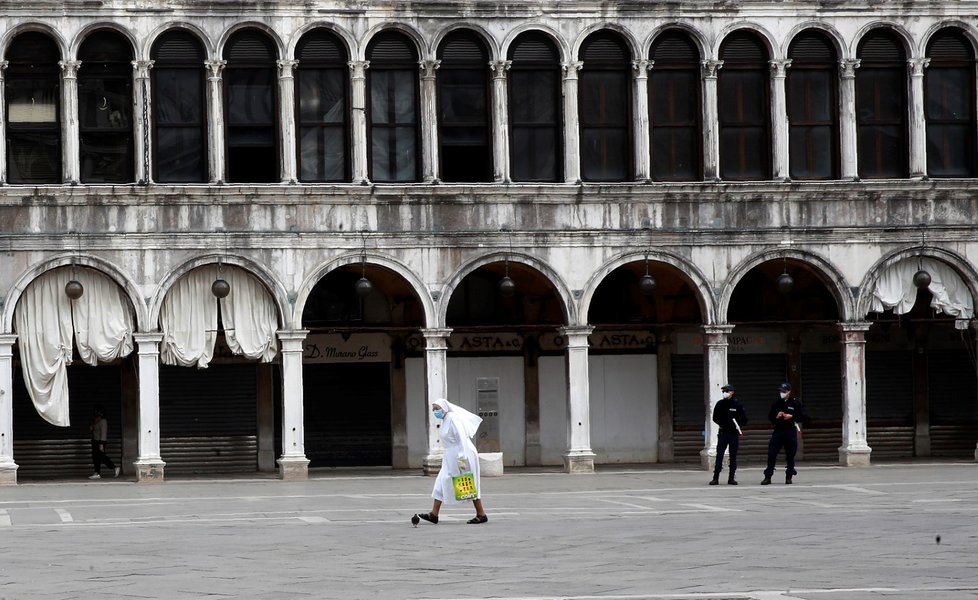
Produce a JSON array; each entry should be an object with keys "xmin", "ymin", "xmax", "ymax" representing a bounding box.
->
[
  {"xmin": 787, "ymin": 31, "xmax": 839, "ymax": 179},
  {"xmin": 649, "ymin": 30, "xmax": 702, "ymax": 181},
  {"xmin": 579, "ymin": 31, "xmax": 631, "ymax": 182},
  {"xmin": 437, "ymin": 31, "xmax": 491, "ymax": 183},
  {"xmin": 78, "ymin": 30, "xmax": 134, "ymax": 183},
  {"xmin": 925, "ymin": 29, "xmax": 976, "ymax": 178},
  {"xmin": 223, "ymin": 29, "xmax": 279, "ymax": 183},
  {"xmin": 151, "ymin": 30, "xmax": 207, "ymax": 183},
  {"xmin": 296, "ymin": 29, "xmax": 349, "ymax": 182},
  {"xmin": 508, "ymin": 32, "xmax": 562, "ymax": 182},
  {"xmin": 718, "ymin": 32, "xmax": 771, "ymax": 180},
  {"xmin": 366, "ymin": 31, "xmax": 419, "ymax": 183},
  {"xmin": 5, "ymin": 32, "xmax": 61, "ymax": 183},
  {"xmin": 856, "ymin": 30, "xmax": 908, "ymax": 179}
]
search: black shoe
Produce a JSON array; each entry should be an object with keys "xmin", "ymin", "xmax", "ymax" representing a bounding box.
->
[
  {"xmin": 417, "ymin": 512, "xmax": 438, "ymax": 524},
  {"xmin": 785, "ymin": 476, "xmax": 793, "ymax": 485},
  {"xmin": 728, "ymin": 478, "xmax": 738, "ymax": 485},
  {"xmin": 709, "ymin": 476, "xmax": 719, "ymax": 486},
  {"xmin": 761, "ymin": 476, "xmax": 772, "ymax": 485},
  {"xmin": 467, "ymin": 515, "xmax": 488, "ymax": 524}
]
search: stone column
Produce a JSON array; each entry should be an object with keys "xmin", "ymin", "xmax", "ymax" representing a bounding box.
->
[
  {"xmin": 839, "ymin": 59, "xmax": 860, "ymax": 180},
  {"xmin": 348, "ymin": 60, "xmax": 370, "ymax": 184},
  {"xmin": 205, "ymin": 60, "xmax": 227, "ymax": 183},
  {"xmin": 560, "ymin": 325, "xmax": 595, "ymax": 473},
  {"xmin": 656, "ymin": 332, "xmax": 674, "ymax": 462},
  {"xmin": 701, "ymin": 324, "xmax": 733, "ymax": 470},
  {"xmin": 632, "ymin": 59, "xmax": 652, "ymax": 182},
  {"xmin": 770, "ymin": 59, "xmax": 792, "ymax": 181},
  {"xmin": 0, "ymin": 61, "xmax": 8, "ymax": 184},
  {"xmin": 277, "ymin": 330, "xmax": 310, "ymax": 479},
  {"xmin": 59, "ymin": 60, "xmax": 82, "ymax": 184},
  {"xmin": 421, "ymin": 328, "xmax": 451, "ymax": 474},
  {"xmin": 0, "ymin": 335, "xmax": 18, "ymax": 485},
  {"xmin": 489, "ymin": 60, "xmax": 512, "ymax": 183},
  {"xmin": 133, "ymin": 333, "xmax": 165, "ymax": 482},
  {"xmin": 561, "ymin": 61, "xmax": 584, "ymax": 184},
  {"xmin": 419, "ymin": 59, "xmax": 441, "ymax": 183},
  {"xmin": 701, "ymin": 60, "xmax": 723, "ymax": 181},
  {"xmin": 277, "ymin": 59, "xmax": 299, "ymax": 184},
  {"xmin": 839, "ymin": 322, "xmax": 872, "ymax": 466},
  {"xmin": 908, "ymin": 58, "xmax": 931, "ymax": 179},
  {"xmin": 132, "ymin": 60, "xmax": 154, "ymax": 184}
]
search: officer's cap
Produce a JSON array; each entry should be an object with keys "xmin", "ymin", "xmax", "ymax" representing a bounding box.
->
[
  {"xmin": 779, "ymin": 382, "xmax": 792, "ymax": 392},
  {"xmin": 721, "ymin": 384, "xmax": 735, "ymax": 392}
]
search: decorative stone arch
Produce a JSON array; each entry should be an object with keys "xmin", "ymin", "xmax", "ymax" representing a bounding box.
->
[
  {"xmin": 718, "ymin": 248, "xmax": 855, "ymax": 323},
  {"xmin": 0, "ymin": 22, "xmax": 69, "ymax": 61},
  {"xmin": 919, "ymin": 21, "xmax": 978, "ymax": 58},
  {"xmin": 69, "ymin": 22, "xmax": 140, "ymax": 60},
  {"xmin": 713, "ymin": 22, "xmax": 780, "ymax": 60},
  {"xmin": 856, "ymin": 246, "xmax": 978, "ymax": 319},
  {"xmin": 782, "ymin": 21, "xmax": 848, "ymax": 61},
  {"xmin": 1, "ymin": 253, "xmax": 146, "ymax": 334},
  {"xmin": 579, "ymin": 249, "xmax": 717, "ymax": 325},
  {"xmin": 287, "ymin": 21, "xmax": 358, "ymax": 61},
  {"xmin": 293, "ymin": 251, "xmax": 436, "ymax": 329},
  {"xmin": 431, "ymin": 23, "xmax": 501, "ymax": 62},
  {"xmin": 216, "ymin": 21, "xmax": 286, "ymax": 60},
  {"xmin": 850, "ymin": 21, "xmax": 915, "ymax": 60},
  {"xmin": 143, "ymin": 21, "xmax": 216, "ymax": 61},
  {"xmin": 148, "ymin": 254, "xmax": 291, "ymax": 330},
  {"xmin": 572, "ymin": 23, "xmax": 642, "ymax": 61},
  {"xmin": 500, "ymin": 24, "xmax": 571, "ymax": 64},
  {"xmin": 644, "ymin": 22, "xmax": 709, "ymax": 61},
  {"xmin": 359, "ymin": 22, "xmax": 428, "ymax": 62},
  {"xmin": 439, "ymin": 251, "xmax": 576, "ymax": 327}
]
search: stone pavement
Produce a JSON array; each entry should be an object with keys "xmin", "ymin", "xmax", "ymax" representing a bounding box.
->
[{"xmin": 1, "ymin": 462, "xmax": 977, "ymax": 600}]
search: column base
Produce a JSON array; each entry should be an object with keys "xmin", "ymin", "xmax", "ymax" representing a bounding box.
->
[
  {"xmin": 277, "ymin": 456, "xmax": 310, "ymax": 480},
  {"xmin": 422, "ymin": 454, "xmax": 442, "ymax": 476},
  {"xmin": 838, "ymin": 446, "xmax": 872, "ymax": 467},
  {"xmin": 657, "ymin": 440, "xmax": 675, "ymax": 463},
  {"xmin": 134, "ymin": 460, "xmax": 166, "ymax": 483},
  {"xmin": 562, "ymin": 451, "xmax": 596, "ymax": 474},
  {"xmin": 700, "ymin": 448, "xmax": 717, "ymax": 471},
  {"xmin": 0, "ymin": 462, "xmax": 19, "ymax": 485},
  {"xmin": 974, "ymin": 446, "xmax": 978, "ymax": 462}
]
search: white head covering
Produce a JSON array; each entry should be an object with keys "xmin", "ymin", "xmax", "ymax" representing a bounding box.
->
[{"xmin": 435, "ymin": 398, "xmax": 482, "ymax": 440}]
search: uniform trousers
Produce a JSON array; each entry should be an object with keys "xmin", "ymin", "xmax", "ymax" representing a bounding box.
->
[
  {"xmin": 763, "ymin": 429, "xmax": 798, "ymax": 477},
  {"xmin": 713, "ymin": 431, "xmax": 740, "ymax": 477}
]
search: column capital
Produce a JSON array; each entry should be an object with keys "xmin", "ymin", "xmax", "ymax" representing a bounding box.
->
[
  {"xmin": 702, "ymin": 324, "xmax": 735, "ymax": 336},
  {"xmin": 348, "ymin": 60, "xmax": 370, "ymax": 76},
  {"xmin": 59, "ymin": 60, "xmax": 82, "ymax": 78},
  {"xmin": 840, "ymin": 59, "xmax": 861, "ymax": 79},
  {"xmin": 419, "ymin": 59, "xmax": 441, "ymax": 80},
  {"xmin": 205, "ymin": 59, "xmax": 227, "ymax": 80},
  {"xmin": 133, "ymin": 332, "xmax": 164, "ymax": 347},
  {"xmin": 277, "ymin": 59, "xmax": 299, "ymax": 78},
  {"xmin": 838, "ymin": 321, "xmax": 872, "ymax": 343},
  {"xmin": 277, "ymin": 329, "xmax": 309, "ymax": 351},
  {"xmin": 632, "ymin": 59, "xmax": 652, "ymax": 78},
  {"xmin": 701, "ymin": 59, "xmax": 723, "ymax": 79},
  {"xmin": 558, "ymin": 325, "xmax": 594, "ymax": 346},
  {"xmin": 908, "ymin": 57, "xmax": 931, "ymax": 77},
  {"xmin": 769, "ymin": 58, "xmax": 792, "ymax": 78},
  {"xmin": 421, "ymin": 328, "xmax": 453, "ymax": 348},
  {"xmin": 489, "ymin": 59, "xmax": 512, "ymax": 79},
  {"xmin": 837, "ymin": 321, "xmax": 872, "ymax": 333},
  {"xmin": 0, "ymin": 334, "xmax": 16, "ymax": 358},
  {"xmin": 132, "ymin": 59, "xmax": 155, "ymax": 79},
  {"xmin": 0, "ymin": 60, "xmax": 8, "ymax": 78},
  {"xmin": 561, "ymin": 61, "xmax": 584, "ymax": 79}
]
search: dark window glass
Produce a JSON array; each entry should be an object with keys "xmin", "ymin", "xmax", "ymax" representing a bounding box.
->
[
  {"xmin": 649, "ymin": 31, "xmax": 702, "ymax": 181},
  {"xmin": 787, "ymin": 31, "xmax": 839, "ymax": 179},
  {"xmin": 925, "ymin": 29, "xmax": 976, "ymax": 177},
  {"xmin": 437, "ymin": 31, "xmax": 491, "ymax": 182},
  {"xmin": 856, "ymin": 30, "xmax": 908, "ymax": 178},
  {"xmin": 223, "ymin": 30, "xmax": 279, "ymax": 183},
  {"xmin": 78, "ymin": 31, "xmax": 134, "ymax": 183},
  {"xmin": 5, "ymin": 32, "xmax": 61, "ymax": 183},
  {"xmin": 718, "ymin": 32, "xmax": 771, "ymax": 180},
  {"xmin": 579, "ymin": 31, "xmax": 631, "ymax": 181},
  {"xmin": 367, "ymin": 32, "xmax": 419, "ymax": 183},
  {"xmin": 296, "ymin": 30, "xmax": 349, "ymax": 182},
  {"xmin": 508, "ymin": 33, "xmax": 562, "ymax": 182},
  {"xmin": 151, "ymin": 31, "xmax": 206, "ymax": 183}
]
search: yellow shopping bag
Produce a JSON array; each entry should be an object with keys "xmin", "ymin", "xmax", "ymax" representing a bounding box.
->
[{"xmin": 452, "ymin": 472, "xmax": 478, "ymax": 501}]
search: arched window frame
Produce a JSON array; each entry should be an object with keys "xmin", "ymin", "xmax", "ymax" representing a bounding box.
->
[
  {"xmin": 4, "ymin": 31, "xmax": 62, "ymax": 184},
  {"xmin": 855, "ymin": 29, "xmax": 909, "ymax": 179},
  {"xmin": 786, "ymin": 31, "xmax": 840, "ymax": 180},
  {"xmin": 578, "ymin": 30, "xmax": 633, "ymax": 182},
  {"xmin": 925, "ymin": 29, "xmax": 976, "ymax": 178},
  {"xmin": 151, "ymin": 30, "xmax": 208, "ymax": 183},
  {"xmin": 366, "ymin": 31, "xmax": 420, "ymax": 183},
  {"xmin": 649, "ymin": 30, "xmax": 703, "ymax": 182},
  {"xmin": 295, "ymin": 29, "xmax": 351, "ymax": 183},
  {"xmin": 507, "ymin": 32, "xmax": 563, "ymax": 183},
  {"xmin": 436, "ymin": 30, "xmax": 492, "ymax": 183},
  {"xmin": 718, "ymin": 31, "xmax": 772, "ymax": 181}
]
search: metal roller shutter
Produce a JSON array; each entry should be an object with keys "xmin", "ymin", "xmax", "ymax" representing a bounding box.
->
[
  {"xmin": 798, "ymin": 352, "xmax": 843, "ymax": 459},
  {"xmin": 865, "ymin": 350, "xmax": 915, "ymax": 458},
  {"xmin": 928, "ymin": 348, "xmax": 978, "ymax": 457},
  {"xmin": 671, "ymin": 354, "xmax": 704, "ymax": 461},
  {"xmin": 728, "ymin": 354, "xmax": 787, "ymax": 460}
]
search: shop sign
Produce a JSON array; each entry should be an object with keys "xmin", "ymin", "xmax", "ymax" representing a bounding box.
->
[
  {"xmin": 676, "ymin": 330, "xmax": 786, "ymax": 354},
  {"xmin": 303, "ymin": 333, "xmax": 391, "ymax": 363}
]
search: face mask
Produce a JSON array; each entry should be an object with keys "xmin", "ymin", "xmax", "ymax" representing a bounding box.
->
[
  {"xmin": 780, "ymin": 392, "xmax": 789, "ymax": 399},
  {"xmin": 723, "ymin": 392, "xmax": 733, "ymax": 399},
  {"xmin": 433, "ymin": 410, "xmax": 445, "ymax": 419}
]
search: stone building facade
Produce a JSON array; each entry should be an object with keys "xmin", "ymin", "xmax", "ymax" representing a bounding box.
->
[{"xmin": 1, "ymin": 0, "xmax": 977, "ymax": 484}]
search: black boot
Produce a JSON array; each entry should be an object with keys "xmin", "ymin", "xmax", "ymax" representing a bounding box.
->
[
  {"xmin": 709, "ymin": 475, "xmax": 720, "ymax": 485},
  {"xmin": 761, "ymin": 476, "xmax": 772, "ymax": 485},
  {"xmin": 728, "ymin": 475, "xmax": 738, "ymax": 485},
  {"xmin": 785, "ymin": 475, "xmax": 793, "ymax": 485}
]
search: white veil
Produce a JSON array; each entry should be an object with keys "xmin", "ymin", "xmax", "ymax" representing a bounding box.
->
[{"xmin": 437, "ymin": 398, "xmax": 482, "ymax": 440}]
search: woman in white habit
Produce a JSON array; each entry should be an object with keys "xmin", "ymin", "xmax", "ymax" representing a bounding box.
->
[{"xmin": 415, "ymin": 399, "xmax": 489, "ymax": 524}]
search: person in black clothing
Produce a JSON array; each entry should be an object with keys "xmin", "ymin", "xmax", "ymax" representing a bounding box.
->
[
  {"xmin": 761, "ymin": 383, "xmax": 806, "ymax": 485},
  {"xmin": 710, "ymin": 383, "xmax": 748, "ymax": 485}
]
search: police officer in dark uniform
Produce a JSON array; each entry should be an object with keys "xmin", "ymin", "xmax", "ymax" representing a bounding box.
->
[
  {"xmin": 710, "ymin": 384, "xmax": 748, "ymax": 485},
  {"xmin": 761, "ymin": 382, "xmax": 806, "ymax": 485}
]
